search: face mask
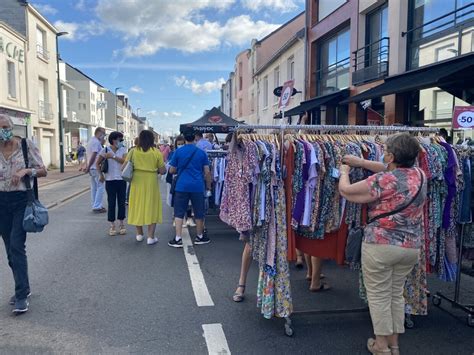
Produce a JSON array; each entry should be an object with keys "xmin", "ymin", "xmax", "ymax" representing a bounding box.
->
[
  {"xmin": 380, "ymin": 154, "xmax": 389, "ymax": 169},
  {"xmin": 118, "ymin": 142, "xmax": 125, "ymax": 149},
  {"xmin": 0, "ymin": 128, "xmax": 13, "ymax": 141}
]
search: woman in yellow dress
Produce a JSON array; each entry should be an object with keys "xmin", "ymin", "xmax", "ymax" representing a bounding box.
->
[{"xmin": 125, "ymin": 130, "xmax": 166, "ymax": 245}]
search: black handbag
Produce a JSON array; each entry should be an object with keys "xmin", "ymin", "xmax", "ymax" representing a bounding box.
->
[
  {"xmin": 100, "ymin": 147, "xmax": 109, "ymax": 174},
  {"xmin": 345, "ymin": 169, "xmax": 424, "ymax": 268},
  {"xmin": 170, "ymin": 148, "xmax": 198, "ymax": 196}
]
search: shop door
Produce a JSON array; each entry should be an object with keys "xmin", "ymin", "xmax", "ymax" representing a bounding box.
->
[{"xmin": 42, "ymin": 137, "xmax": 52, "ymax": 168}]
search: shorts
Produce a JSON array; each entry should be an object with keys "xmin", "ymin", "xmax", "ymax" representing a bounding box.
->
[{"xmin": 174, "ymin": 192, "xmax": 205, "ymax": 219}]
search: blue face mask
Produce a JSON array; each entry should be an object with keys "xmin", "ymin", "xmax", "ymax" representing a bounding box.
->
[
  {"xmin": 380, "ymin": 154, "xmax": 389, "ymax": 169},
  {"xmin": 0, "ymin": 128, "xmax": 13, "ymax": 141},
  {"xmin": 117, "ymin": 141, "xmax": 125, "ymax": 149}
]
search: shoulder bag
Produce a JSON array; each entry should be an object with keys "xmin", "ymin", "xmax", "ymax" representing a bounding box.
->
[
  {"xmin": 345, "ymin": 169, "xmax": 424, "ymax": 267},
  {"xmin": 21, "ymin": 138, "xmax": 49, "ymax": 233},
  {"xmin": 170, "ymin": 148, "xmax": 199, "ymax": 197},
  {"xmin": 121, "ymin": 148, "xmax": 135, "ymax": 182},
  {"xmin": 100, "ymin": 147, "xmax": 109, "ymax": 174}
]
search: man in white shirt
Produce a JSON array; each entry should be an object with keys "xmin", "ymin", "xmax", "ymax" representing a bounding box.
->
[{"xmin": 85, "ymin": 127, "xmax": 107, "ymax": 213}]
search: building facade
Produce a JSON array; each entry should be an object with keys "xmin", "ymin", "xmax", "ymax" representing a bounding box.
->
[
  {"xmin": 221, "ymin": 72, "xmax": 233, "ymax": 118},
  {"xmin": 0, "ymin": 21, "xmax": 30, "ymax": 138},
  {"xmin": 254, "ymin": 27, "xmax": 305, "ymax": 125},
  {"xmin": 303, "ymin": 0, "xmax": 474, "ymax": 139},
  {"xmin": 232, "ymin": 49, "xmax": 252, "ymax": 122},
  {"xmin": 117, "ymin": 94, "xmax": 132, "ymax": 147}
]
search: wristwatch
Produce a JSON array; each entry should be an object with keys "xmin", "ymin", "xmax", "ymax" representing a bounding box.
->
[{"xmin": 31, "ymin": 168, "xmax": 37, "ymax": 177}]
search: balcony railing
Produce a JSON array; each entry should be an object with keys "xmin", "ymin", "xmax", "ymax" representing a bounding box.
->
[
  {"xmin": 315, "ymin": 56, "xmax": 350, "ymax": 96},
  {"xmin": 36, "ymin": 44, "xmax": 49, "ymax": 61},
  {"xmin": 403, "ymin": 2, "xmax": 474, "ymax": 39},
  {"xmin": 352, "ymin": 37, "xmax": 389, "ymax": 85},
  {"xmin": 38, "ymin": 100, "xmax": 53, "ymax": 121}
]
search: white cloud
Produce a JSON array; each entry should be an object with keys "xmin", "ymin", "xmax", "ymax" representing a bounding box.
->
[
  {"xmin": 53, "ymin": 20, "xmax": 104, "ymax": 41},
  {"xmin": 75, "ymin": 0, "xmax": 87, "ymax": 11},
  {"xmin": 130, "ymin": 85, "xmax": 144, "ymax": 94},
  {"xmin": 32, "ymin": 3, "xmax": 58, "ymax": 15},
  {"xmin": 241, "ymin": 0, "xmax": 300, "ymax": 12},
  {"xmin": 174, "ymin": 76, "xmax": 225, "ymax": 94},
  {"xmin": 147, "ymin": 111, "xmax": 183, "ymax": 119},
  {"xmin": 63, "ymin": 0, "xmax": 280, "ymax": 55}
]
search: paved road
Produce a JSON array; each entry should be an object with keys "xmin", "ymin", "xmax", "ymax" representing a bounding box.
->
[{"xmin": 0, "ymin": 182, "xmax": 473, "ymax": 354}]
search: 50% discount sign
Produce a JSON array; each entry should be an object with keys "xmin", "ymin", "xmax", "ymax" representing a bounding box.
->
[{"xmin": 453, "ymin": 106, "xmax": 474, "ymax": 129}]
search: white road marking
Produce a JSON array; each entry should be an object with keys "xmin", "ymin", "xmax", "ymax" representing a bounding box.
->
[
  {"xmin": 181, "ymin": 228, "xmax": 215, "ymax": 307},
  {"xmin": 202, "ymin": 324, "xmax": 231, "ymax": 355}
]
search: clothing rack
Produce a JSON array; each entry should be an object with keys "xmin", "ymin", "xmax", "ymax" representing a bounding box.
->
[
  {"xmin": 433, "ymin": 146, "xmax": 474, "ymax": 327},
  {"xmin": 206, "ymin": 149, "xmax": 228, "ymax": 157},
  {"xmin": 235, "ymin": 123, "xmax": 439, "ymax": 337},
  {"xmin": 237, "ymin": 124, "xmax": 439, "ymax": 133}
]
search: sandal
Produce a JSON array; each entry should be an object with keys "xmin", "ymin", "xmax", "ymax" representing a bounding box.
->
[
  {"xmin": 109, "ymin": 228, "xmax": 117, "ymax": 236},
  {"xmin": 233, "ymin": 285, "xmax": 246, "ymax": 302},
  {"xmin": 119, "ymin": 225, "xmax": 127, "ymax": 235},
  {"xmin": 367, "ymin": 338, "xmax": 391, "ymax": 354},
  {"xmin": 309, "ymin": 283, "xmax": 331, "ymax": 292},
  {"xmin": 306, "ymin": 274, "xmax": 326, "ymax": 281},
  {"xmin": 389, "ymin": 346, "xmax": 400, "ymax": 355}
]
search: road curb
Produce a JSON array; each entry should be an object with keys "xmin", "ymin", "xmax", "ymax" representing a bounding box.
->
[
  {"xmin": 46, "ymin": 187, "xmax": 90, "ymax": 209},
  {"xmin": 40, "ymin": 172, "xmax": 85, "ymax": 188}
]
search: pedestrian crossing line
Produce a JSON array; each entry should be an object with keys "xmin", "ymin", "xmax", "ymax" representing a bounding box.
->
[
  {"xmin": 181, "ymin": 228, "xmax": 215, "ymax": 307},
  {"xmin": 202, "ymin": 323, "xmax": 231, "ymax": 355}
]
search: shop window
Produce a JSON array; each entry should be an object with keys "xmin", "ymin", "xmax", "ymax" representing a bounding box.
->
[
  {"xmin": 274, "ymin": 66, "xmax": 280, "ymax": 103},
  {"xmin": 7, "ymin": 61, "xmax": 16, "ymax": 99},
  {"xmin": 408, "ymin": 0, "xmax": 474, "ymax": 69},
  {"xmin": 263, "ymin": 76, "xmax": 269, "ymax": 108},
  {"xmin": 318, "ymin": 0, "xmax": 346, "ymax": 21},
  {"xmin": 317, "ymin": 27, "xmax": 350, "ymax": 95}
]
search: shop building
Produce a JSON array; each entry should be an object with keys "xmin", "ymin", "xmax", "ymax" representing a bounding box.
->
[
  {"xmin": 220, "ymin": 72, "xmax": 234, "ymax": 118},
  {"xmin": 0, "ymin": 1, "xmax": 61, "ymax": 167},
  {"xmin": 0, "ymin": 21, "xmax": 30, "ymax": 137},
  {"xmin": 63, "ymin": 63, "xmax": 108, "ymax": 149},
  {"xmin": 299, "ymin": 0, "xmax": 474, "ymax": 138}
]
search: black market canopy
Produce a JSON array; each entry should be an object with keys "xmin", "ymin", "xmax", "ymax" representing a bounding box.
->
[
  {"xmin": 180, "ymin": 107, "xmax": 244, "ymax": 134},
  {"xmin": 274, "ymin": 89, "xmax": 350, "ymax": 119},
  {"xmin": 341, "ymin": 53, "xmax": 474, "ymax": 104}
]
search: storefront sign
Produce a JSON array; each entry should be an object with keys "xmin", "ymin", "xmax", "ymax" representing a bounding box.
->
[
  {"xmin": 452, "ymin": 106, "xmax": 474, "ymax": 129},
  {"xmin": 0, "ymin": 36, "xmax": 25, "ymax": 63}
]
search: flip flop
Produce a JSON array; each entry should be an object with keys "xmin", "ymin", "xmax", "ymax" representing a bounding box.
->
[
  {"xmin": 309, "ymin": 283, "xmax": 331, "ymax": 292},
  {"xmin": 233, "ymin": 285, "xmax": 246, "ymax": 302}
]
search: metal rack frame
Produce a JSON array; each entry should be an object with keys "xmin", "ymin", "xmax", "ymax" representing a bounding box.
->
[{"xmin": 235, "ymin": 123, "xmax": 439, "ymax": 336}]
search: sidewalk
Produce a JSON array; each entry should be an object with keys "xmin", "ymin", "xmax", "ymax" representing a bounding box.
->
[{"xmin": 40, "ymin": 165, "xmax": 85, "ymax": 187}]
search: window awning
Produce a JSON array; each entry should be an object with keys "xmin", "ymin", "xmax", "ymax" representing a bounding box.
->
[
  {"xmin": 274, "ymin": 89, "xmax": 350, "ymax": 118},
  {"xmin": 341, "ymin": 53, "xmax": 474, "ymax": 104}
]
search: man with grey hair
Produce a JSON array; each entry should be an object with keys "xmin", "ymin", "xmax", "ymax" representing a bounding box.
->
[{"xmin": 85, "ymin": 127, "xmax": 107, "ymax": 213}]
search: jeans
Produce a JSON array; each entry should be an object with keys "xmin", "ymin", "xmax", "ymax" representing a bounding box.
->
[
  {"xmin": 0, "ymin": 191, "xmax": 30, "ymax": 300},
  {"xmin": 105, "ymin": 180, "xmax": 126, "ymax": 222},
  {"xmin": 362, "ymin": 243, "xmax": 419, "ymax": 336},
  {"xmin": 90, "ymin": 169, "xmax": 105, "ymax": 210}
]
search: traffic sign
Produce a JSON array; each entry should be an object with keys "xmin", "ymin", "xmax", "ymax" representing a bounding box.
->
[
  {"xmin": 452, "ymin": 106, "xmax": 474, "ymax": 129},
  {"xmin": 278, "ymin": 80, "xmax": 295, "ymax": 109}
]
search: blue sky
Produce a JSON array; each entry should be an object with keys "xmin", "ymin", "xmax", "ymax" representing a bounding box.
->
[{"xmin": 32, "ymin": 0, "xmax": 304, "ymax": 136}]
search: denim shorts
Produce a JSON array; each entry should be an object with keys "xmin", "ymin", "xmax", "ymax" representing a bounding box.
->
[{"xmin": 174, "ymin": 192, "xmax": 205, "ymax": 219}]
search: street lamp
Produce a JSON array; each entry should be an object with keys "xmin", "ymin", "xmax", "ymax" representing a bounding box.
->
[{"xmin": 56, "ymin": 31, "xmax": 68, "ymax": 173}]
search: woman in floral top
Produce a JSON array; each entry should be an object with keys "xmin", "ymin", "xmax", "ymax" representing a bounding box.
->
[
  {"xmin": 0, "ymin": 114, "xmax": 47, "ymax": 314},
  {"xmin": 339, "ymin": 133, "xmax": 427, "ymax": 355}
]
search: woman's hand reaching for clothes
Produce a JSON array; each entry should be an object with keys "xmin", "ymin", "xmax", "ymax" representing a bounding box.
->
[
  {"xmin": 342, "ymin": 155, "xmax": 364, "ymax": 168},
  {"xmin": 340, "ymin": 164, "xmax": 351, "ymax": 176}
]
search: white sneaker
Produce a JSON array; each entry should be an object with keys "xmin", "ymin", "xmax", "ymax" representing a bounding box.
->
[
  {"xmin": 183, "ymin": 222, "xmax": 188, "ymax": 228},
  {"xmin": 136, "ymin": 235, "xmax": 144, "ymax": 242},
  {"xmin": 173, "ymin": 220, "xmax": 176, "ymax": 227},
  {"xmin": 147, "ymin": 237, "xmax": 158, "ymax": 245},
  {"xmin": 187, "ymin": 218, "xmax": 196, "ymax": 227}
]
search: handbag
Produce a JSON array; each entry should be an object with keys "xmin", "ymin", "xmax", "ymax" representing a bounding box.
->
[
  {"xmin": 170, "ymin": 148, "xmax": 198, "ymax": 197},
  {"xmin": 100, "ymin": 147, "xmax": 109, "ymax": 174},
  {"xmin": 345, "ymin": 169, "xmax": 424, "ymax": 268},
  {"xmin": 121, "ymin": 149, "xmax": 135, "ymax": 182},
  {"xmin": 21, "ymin": 138, "xmax": 49, "ymax": 233}
]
